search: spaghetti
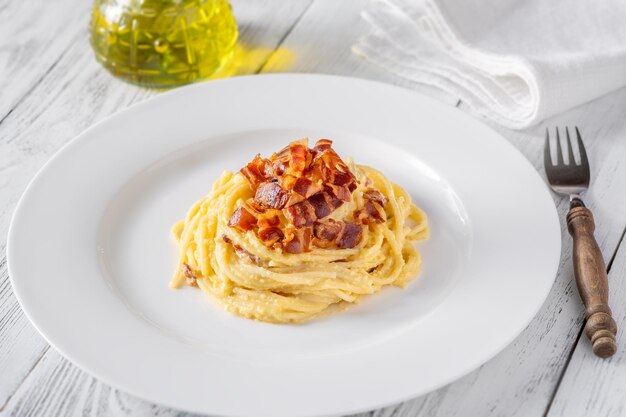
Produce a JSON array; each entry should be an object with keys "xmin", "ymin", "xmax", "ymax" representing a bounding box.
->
[{"xmin": 171, "ymin": 139, "xmax": 428, "ymax": 323}]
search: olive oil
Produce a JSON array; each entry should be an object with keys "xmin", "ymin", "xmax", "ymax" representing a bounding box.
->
[{"xmin": 90, "ymin": 0, "xmax": 238, "ymax": 88}]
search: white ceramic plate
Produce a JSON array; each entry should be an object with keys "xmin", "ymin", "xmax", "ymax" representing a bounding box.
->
[{"xmin": 8, "ymin": 74, "xmax": 560, "ymax": 417}]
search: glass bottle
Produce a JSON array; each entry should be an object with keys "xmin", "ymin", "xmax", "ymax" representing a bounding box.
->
[{"xmin": 90, "ymin": 0, "xmax": 238, "ymax": 88}]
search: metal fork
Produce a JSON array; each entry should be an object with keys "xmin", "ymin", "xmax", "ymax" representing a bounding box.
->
[{"xmin": 544, "ymin": 127, "xmax": 617, "ymax": 358}]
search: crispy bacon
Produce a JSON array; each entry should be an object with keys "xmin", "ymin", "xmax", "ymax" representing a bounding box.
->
[
  {"xmin": 313, "ymin": 139, "xmax": 332, "ymax": 152},
  {"xmin": 355, "ymin": 200, "xmax": 385, "ymax": 225},
  {"xmin": 274, "ymin": 143, "xmax": 291, "ymax": 160},
  {"xmin": 289, "ymin": 140, "xmax": 309, "ymax": 175},
  {"xmin": 354, "ymin": 208, "xmax": 367, "ymax": 225},
  {"xmin": 355, "ymin": 188, "xmax": 387, "ymax": 224},
  {"xmin": 317, "ymin": 151, "xmax": 337, "ymax": 176},
  {"xmin": 365, "ymin": 200, "xmax": 385, "ymax": 223},
  {"xmin": 272, "ymin": 160, "xmax": 286, "ymax": 176},
  {"xmin": 285, "ymin": 193, "xmax": 306, "ymax": 207},
  {"xmin": 181, "ymin": 263, "xmax": 198, "ymax": 286},
  {"xmin": 307, "ymin": 192, "xmax": 333, "ymax": 219},
  {"xmin": 293, "ymin": 177, "xmax": 322, "ymax": 199},
  {"xmin": 240, "ymin": 154, "xmax": 269, "ymax": 189},
  {"xmin": 285, "ymin": 200, "xmax": 316, "ymax": 228},
  {"xmin": 230, "ymin": 139, "xmax": 368, "ymax": 253},
  {"xmin": 280, "ymin": 174, "xmax": 297, "ymax": 191},
  {"xmin": 327, "ymin": 184, "xmax": 352, "ymax": 202},
  {"xmin": 222, "ymin": 235, "xmax": 263, "ymax": 265},
  {"xmin": 308, "ymin": 157, "xmax": 328, "ymax": 183},
  {"xmin": 258, "ymin": 227, "xmax": 284, "ymax": 246},
  {"xmin": 257, "ymin": 210, "xmax": 280, "ymax": 229},
  {"xmin": 333, "ymin": 171, "xmax": 353, "ymax": 187},
  {"xmin": 284, "ymin": 226, "xmax": 312, "ymax": 254},
  {"xmin": 255, "ymin": 182, "xmax": 289, "ymax": 209},
  {"xmin": 337, "ymin": 222, "xmax": 363, "ymax": 249},
  {"xmin": 329, "ymin": 195, "xmax": 344, "ymax": 210},
  {"xmin": 245, "ymin": 198, "xmax": 266, "ymax": 214},
  {"xmin": 364, "ymin": 189, "xmax": 387, "ymax": 207},
  {"xmin": 314, "ymin": 219, "xmax": 342, "ymax": 242},
  {"xmin": 228, "ymin": 207, "xmax": 257, "ymax": 231}
]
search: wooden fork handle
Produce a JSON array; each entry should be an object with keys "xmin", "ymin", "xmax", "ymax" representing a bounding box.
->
[{"xmin": 567, "ymin": 198, "xmax": 617, "ymax": 358}]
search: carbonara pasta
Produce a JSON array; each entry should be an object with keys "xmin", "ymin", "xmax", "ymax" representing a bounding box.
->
[{"xmin": 171, "ymin": 139, "xmax": 428, "ymax": 323}]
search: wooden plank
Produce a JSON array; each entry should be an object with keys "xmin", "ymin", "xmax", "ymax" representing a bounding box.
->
[
  {"xmin": 349, "ymin": 87, "xmax": 626, "ymax": 417},
  {"xmin": 0, "ymin": 242, "xmax": 50, "ymax": 411},
  {"xmin": 4, "ymin": 349, "xmax": 199, "ymax": 417},
  {"xmin": 0, "ymin": 0, "xmax": 91, "ymax": 122},
  {"xmin": 546, "ymin": 234, "xmax": 626, "ymax": 417},
  {"xmin": 0, "ymin": 0, "xmax": 313, "ymax": 413}
]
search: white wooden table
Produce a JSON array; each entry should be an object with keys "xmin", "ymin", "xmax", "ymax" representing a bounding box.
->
[{"xmin": 2, "ymin": 1, "xmax": 626, "ymax": 416}]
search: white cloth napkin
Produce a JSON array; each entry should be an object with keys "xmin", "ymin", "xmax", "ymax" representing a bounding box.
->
[{"xmin": 354, "ymin": 0, "xmax": 626, "ymax": 129}]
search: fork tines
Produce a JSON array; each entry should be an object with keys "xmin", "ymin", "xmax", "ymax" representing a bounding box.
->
[
  {"xmin": 544, "ymin": 126, "xmax": 590, "ymax": 195},
  {"xmin": 545, "ymin": 126, "xmax": 587, "ymax": 167}
]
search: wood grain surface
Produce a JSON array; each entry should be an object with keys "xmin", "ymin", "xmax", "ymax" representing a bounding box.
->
[{"xmin": 1, "ymin": 1, "xmax": 626, "ymax": 416}]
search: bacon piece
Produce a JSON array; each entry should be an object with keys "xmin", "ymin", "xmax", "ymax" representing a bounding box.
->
[
  {"xmin": 245, "ymin": 198, "xmax": 267, "ymax": 215},
  {"xmin": 364, "ymin": 188, "xmax": 387, "ymax": 207},
  {"xmin": 285, "ymin": 193, "xmax": 306, "ymax": 207},
  {"xmin": 365, "ymin": 200, "xmax": 385, "ymax": 223},
  {"xmin": 258, "ymin": 226, "xmax": 284, "ymax": 246},
  {"xmin": 293, "ymin": 177, "xmax": 322, "ymax": 199},
  {"xmin": 337, "ymin": 222, "xmax": 363, "ymax": 249},
  {"xmin": 313, "ymin": 139, "xmax": 332, "ymax": 152},
  {"xmin": 222, "ymin": 235, "xmax": 263, "ymax": 265},
  {"xmin": 228, "ymin": 207, "xmax": 257, "ymax": 231},
  {"xmin": 333, "ymin": 171, "xmax": 353, "ymax": 187},
  {"xmin": 354, "ymin": 208, "xmax": 368, "ymax": 225},
  {"xmin": 335, "ymin": 161, "xmax": 350, "ymax": 173},
  {"xmin": 233, "ymin": 246, "xmax": 262, "ymax": 265},
  {"xmin": 255, "ymin": 182, "xmax": 289, "ymax": 209},
  {"xmin": 289, "ymin": 140, "xmax": 309, "ymax": 175},
  {"xmin": 307, "ymin": 192, "xmax": 333, "ymax": 219},
  {"xmin": 329, "ymin": 194, "xmax": 344, "ymax": 210},
  {"xmin": 308, "ymin": 159, "xmax": 328, "ymax": 185},
  {"xmin": 285, "ymin": 200, "xmax": 316, "ymax": 228},
  {"xmin": 311, "ymin": 238, "xmax": 334, "ymax": 249},
  {"xmin": 355, "ymin": 200, "xmax": 385, "ymax": 225},
  {"xmin": 240, "ymin": 154, "xmax": 269, "ymax": 189},
  {"xmin": 284, "ymin": 226, "xmax": 312, "ymax": 254},
  {"xmin": 328, "ymin": 184, "xmax": 352, "ymax": 202},
  {"xmin": 257, "ymin": 210, "xmax": 280, "ymax": 229},
  {"xmin": 311, "ymin": 145, "xmax": 357, "ymax": 191},
  {"xmin": 181, "ymin": 263, "xmax": 198, "ymax": 286},
  {"xmin": 272, "ymin": 160, "xmax": 286, "ymax": 177},
  {"xmin": 313, "ymin": 219, "xmax": 343, "ymax": 242},
  {"xmin": 317, "ymin": 151, "xmax": 337, "ymax": 179},
  {"xmin": 274, "ymin": 143, "xmax": 291, "ymax": 160},
  {"xmin": 280, "ymin": 174, "xmax": 298, "ymax": 191},
  {"xmin": 284, "ymin": 239, "xmax": 302, "ymax": 254}
]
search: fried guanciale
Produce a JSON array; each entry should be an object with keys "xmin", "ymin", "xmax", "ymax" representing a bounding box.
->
[{"xmin": 228, "ymin": 139, "xmax": 387, "ymax": 253}]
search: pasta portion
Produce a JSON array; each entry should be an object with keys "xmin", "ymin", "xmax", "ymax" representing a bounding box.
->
[{"xmin": 171, "ymin": 139, "xmax": 428, "ymax": 323}]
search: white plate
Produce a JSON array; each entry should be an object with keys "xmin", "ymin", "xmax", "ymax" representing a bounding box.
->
[{"xmin": 8, "ymin": 74, "xmax": 560, "ymax": 417}]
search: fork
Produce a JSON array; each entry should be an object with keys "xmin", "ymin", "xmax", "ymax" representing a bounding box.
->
[{"xmin": 544, "ymin": 127, "xmax": 617, "ymax": 358}]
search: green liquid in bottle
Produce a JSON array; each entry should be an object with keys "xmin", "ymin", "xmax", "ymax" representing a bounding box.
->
[{"xmin": 90, "ymin": 0, "xmax": 238, "ymax": 88}]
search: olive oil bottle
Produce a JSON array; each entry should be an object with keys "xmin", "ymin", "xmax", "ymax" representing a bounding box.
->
[{"xmin": 90, "ymin": 0, "xmax": 238, "ymax": 88}]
